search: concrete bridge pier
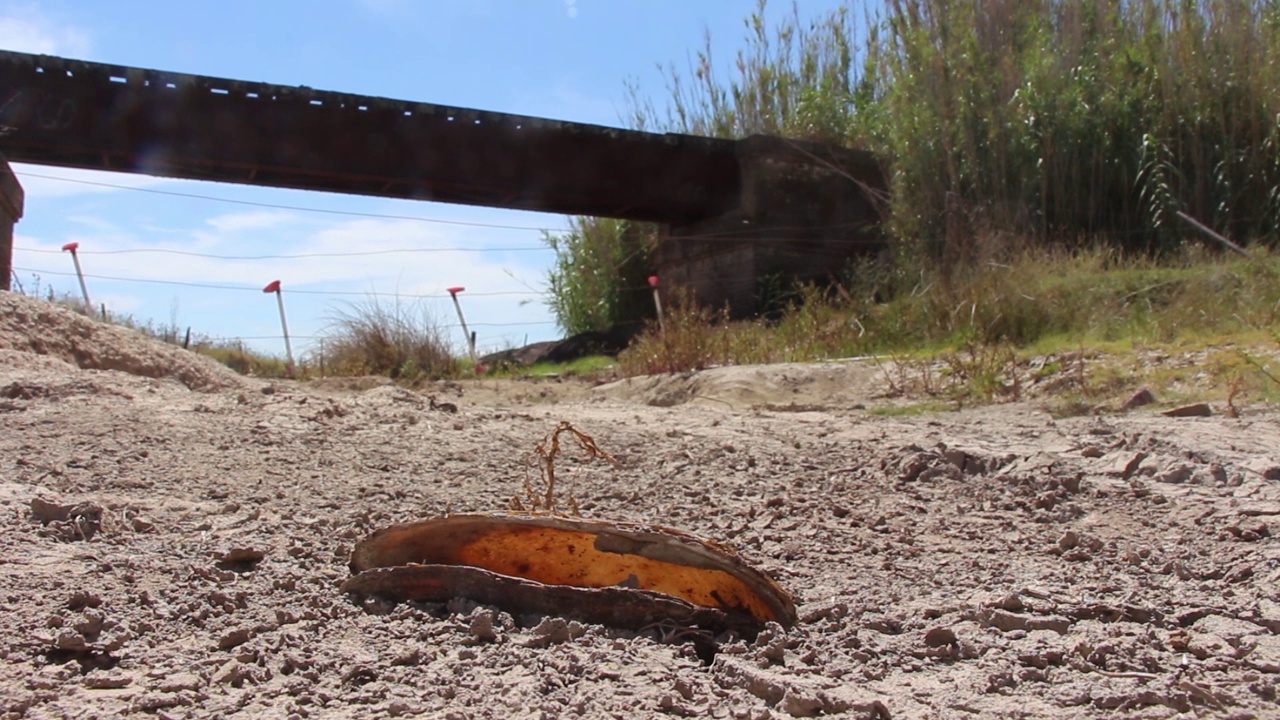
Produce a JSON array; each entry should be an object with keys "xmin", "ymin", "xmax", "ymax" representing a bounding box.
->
[
  {"xmin": 656, "ymin": 135, "xmax": 886, "ymax": 318},
  {"xmin": 0, "ymin": 155, "xmax": 23, "ymax": 292}
]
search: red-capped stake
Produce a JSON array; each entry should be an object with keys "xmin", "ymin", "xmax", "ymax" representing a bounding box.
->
[
  {"xmin": 61, "ymin": 242, "xmax": 92, "ymax": 314},
  {"xmin": 262, "ymin": 280, "xmax": 295, "ymax": 376},
  {"xmin": 649, "ymin": 275, "xmax": 665, "ymax": 334},
  {"xmin": 445, "ymin": 286, "xmax": 477, "ymax": 363}
]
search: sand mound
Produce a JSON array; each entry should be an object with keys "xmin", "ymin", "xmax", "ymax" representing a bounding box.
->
[
  {"xmin": 596, "ymin": 361, "xmax": 889, "ymax": 410},
  {"xmin": 0, "ymin": 292, "xmax": 251, "ymax": 392}
]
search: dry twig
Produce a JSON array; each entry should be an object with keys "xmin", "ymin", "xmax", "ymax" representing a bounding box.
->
[{"xmin": 512, "ymin": 422, "xmax": 617, "ymax": 515}]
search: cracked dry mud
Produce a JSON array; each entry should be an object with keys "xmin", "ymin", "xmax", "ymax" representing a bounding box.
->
[{"xmin": 1, "ymin": 292, "xmax": 1278, "ymax": 719}]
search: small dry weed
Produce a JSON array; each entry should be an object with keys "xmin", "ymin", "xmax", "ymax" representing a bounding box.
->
[{"xmin": 511, "ymin": 422, "xmax": 617, "ymax": 515}]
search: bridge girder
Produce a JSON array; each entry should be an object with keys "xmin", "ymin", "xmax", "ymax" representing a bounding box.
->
[{"xmin": 0, "ymin": 50, "xmax": 740, "ymax": 224}]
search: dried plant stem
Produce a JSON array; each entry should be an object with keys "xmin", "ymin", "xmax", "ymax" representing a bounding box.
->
[{"xmin": 515, "ymin": 422, "xmax": 617, "ymax": 515}]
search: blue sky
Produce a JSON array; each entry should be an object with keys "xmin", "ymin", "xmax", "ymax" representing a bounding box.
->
[{"xmin": 3, "ymin": 0, "xmax": 850, "ymax": 359}]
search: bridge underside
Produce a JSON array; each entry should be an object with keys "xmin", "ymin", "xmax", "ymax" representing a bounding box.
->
[
  {"xmin": 0, "ymin": 50, "xmax": 886, "ymax": 313},
  {"xmin": 0, "ymin": 51, "xmax": 740, "ymax": 223}
]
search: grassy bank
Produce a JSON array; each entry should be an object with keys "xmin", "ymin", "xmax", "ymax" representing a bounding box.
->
[{"xmin": 618, "ymin": 243, "xmax": 1280, "ymax": 409}]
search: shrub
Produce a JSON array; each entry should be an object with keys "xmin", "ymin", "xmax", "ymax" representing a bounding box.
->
[
  {"xmin": 542, "ymin": 217, "xmax": 657, "ymax": 335},
  {"xmin": 318, "ymin": 295, "xmax": 458, "ymax": 382}
]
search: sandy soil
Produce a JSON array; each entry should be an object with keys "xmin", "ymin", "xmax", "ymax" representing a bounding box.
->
[{"xmin": 1, "ymin": 291, "xmax": 1278, "ymax": 719}]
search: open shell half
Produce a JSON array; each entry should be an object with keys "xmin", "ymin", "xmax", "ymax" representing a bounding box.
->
[{"xmin": 344, "ymin": 514, "xmax": 796, "ymax": 632}]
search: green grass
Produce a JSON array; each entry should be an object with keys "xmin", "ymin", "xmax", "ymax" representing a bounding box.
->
[
  {"xmin": 484, "ymin": 355, "xmax": 619, "ymax": 381},
  {"xmin": 525, "ymin": 356, "xmax": 618, "ymax": 378},
  {"xmin": 618, "ymin": 244, "xmax": 1280, "ymax": 410},
  {"xmin": 868, "ymin": 401, "xmax": 958, "ymax": 417},
  {"xmin": 621, "ymin": 245, "xmax": 1279, "ymax": 371}
]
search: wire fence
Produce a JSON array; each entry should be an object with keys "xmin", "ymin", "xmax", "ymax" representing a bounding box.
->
[
  {"xmin": 8, "ymin": 253, "xmax": 562, "ymax": 361},
  {"xmin": 5, "ymin": 166, "xmax": 884, "ymax": 359},
  {"xmin": 11, "ymin": 265, "xmax": 545, "ymax": 299},
  {"xmin": 5, "ymin": 169, "xmax": 585, "ymax": 356}
]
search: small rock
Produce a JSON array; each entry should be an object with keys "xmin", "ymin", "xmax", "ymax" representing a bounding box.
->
[
  {"xmin": 1243, "ymin": 462, "xmax": 1280, "ymax": 481},
  {"xmin": 217, "ymin": 628, "xmax": 252, "ymax": 650},
  {"xmin": 66, "ymin": 591, "xmax": 102, "ymax": 611},
  {"xmin": 1244, "ymin": 634, "xmax": 1280, "ymax": 674},
  {"xmin": 156, "ymin": 673, "xmax": 203, "ymax": 693},
  {"xmin": 386, "ymin": 700, "xmax": 418, "ymax": 717},
  {"xmin": 1107, "ymin": 452, "xmax": 1148, "ymax": 480},
  {"xmin": 83, "ymin": 671, "xmax": 132, "ymax": 690},
  {"xmin": 27, "ymin": 664, "xmax": 75, "ymax": 690},
  {"xmin": 1239, "ymin": 502, "xmax": 1280, "ymax": 517},
  {"xmin": 131, "ymin": 693, "xmax": 191, "ymax": 712},
  {"xmin": 215, "ymin": 548, "xmax": 266, "ymax": 571},
  {"xmin": 1162, "ymin": 402, "xmax": 1212, "ymax": 418},
  {"xmin": 924, "ymin": 627, "xmax": 957, "ymax": 648},
  {"xmin": 30, "ymin": 497, "xmax": 72, "ymax": 524},
  {"xmin": 997, "ymin": 593, "xmax": 1026, "ymax": 612},
  {"xmin": 1057, "ymin": 531, "xmax": 1079, "ymax": 552},
  {"xmin": 780, "ymin": 687, "xmax": 824, "ymax": 717},
  {"xmin": 1121, "ymin": 387, "xmax": 1156, "ymax": 411},
  {"xmin": 526, "ymin": 617, "xmax": 574, "ymax": 646},
  {"xmin": 970, "ymin": 608, "xmax": 1071, "ymax": 634},
  {"xmin": 1208, "ymin": 464, "xmax": 1229, "ymax": 485},
  {"xmin": 1157, "ymin": 463, "xmax": 1194, "ymax": 484},
  {"xmin": 1225, "ymin": 519, "xmax": 1271, "ymax": 542},
  {"xmin": 468, "ymin": 610, "xmax": 499, "ymax": 642},
  {"xmin": 1187, "ymin": 632, "xmax": 1233, "ymax": 660},
  {"xmin": 54, "ymin": 630, "xmax": 88, "ymax": 651},
  {"xmin": 33, "ymin": 500, "xmax": 103, "ymax": 541},
  {"xmin": 213, "ymin": 660, "xmax": 250, "ymax": 686},
  {"xmin": 799, "ymin": 600, "xmax": 848, "ymax": 624}
]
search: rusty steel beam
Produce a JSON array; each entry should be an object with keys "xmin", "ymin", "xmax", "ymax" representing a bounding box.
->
[{"xmin": 0, "ymin": 51, "xmax": 741, "ymax": 223}]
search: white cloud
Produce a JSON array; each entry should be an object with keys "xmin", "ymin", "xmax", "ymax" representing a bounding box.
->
[
  {"xmin": 0, "ymin": 7, "xmax": 90, "ymax": 56},
  {"xmin": 65, "ymin": 215, "xmax": 121, "ymax": 232},
  {"xmin": 205, "ymin": 210, "xmax": 300, "ymax": 234}
]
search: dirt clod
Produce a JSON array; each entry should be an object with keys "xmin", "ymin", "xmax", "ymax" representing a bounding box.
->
[{"xmin": 923, "ymin": 627, "xmax": 957, "ymax": 648}]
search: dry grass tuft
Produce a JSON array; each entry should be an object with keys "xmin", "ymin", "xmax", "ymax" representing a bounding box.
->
[{"xmin": 319, "ymin": 295, "xmax": 459, "ymax": 382}]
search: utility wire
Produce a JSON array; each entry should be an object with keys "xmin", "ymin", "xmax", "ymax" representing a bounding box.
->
[
  {"xmin": 16, "ymin": 170, "xmax": 890, "ymax": 245},
  {"xmin": 14, "ymin": 170, "xmax": 570, "ymax": 233},
  {"xmin": 16, "ymin": 245, "xmax": 551, "ymax": 259},
  {"xmin": 12, "ymin": 266, "xmax": 543, "ymax": 299},
  {"xmin": 200, "ymin": 318, "xmax": 558, "ymax": 339}
]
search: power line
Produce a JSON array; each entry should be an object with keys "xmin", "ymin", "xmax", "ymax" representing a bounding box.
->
[
  {"xmin": 12, "ymin": 266, "xmax": 545, "ymax": 299},
  {"xmin": 16, "ymin": 170, "xmax": 891, "ymax": 245},
  {"xmin": 16, "ymin": 245, "xmax": 551, "ymax": 259},
  {"xmin": 200, "ymin": 318, "xmax": 559, "ymax": 341},
  {"xmin": 14, "ymin": 170, "xmax": 571, "ymax": 233}
]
